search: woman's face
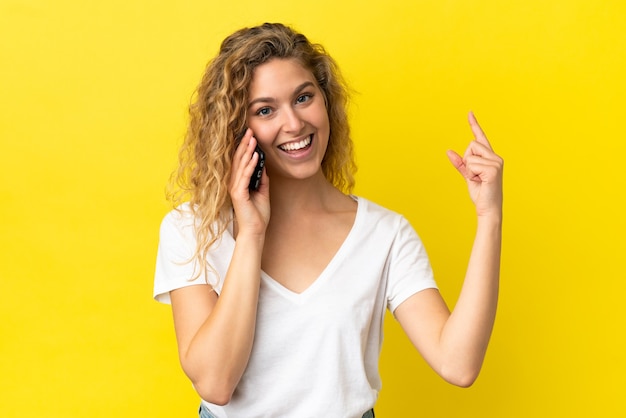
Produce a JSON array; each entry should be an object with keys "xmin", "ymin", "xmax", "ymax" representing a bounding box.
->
[{"xmin": 246, "ymin": 58, "xmax": 330, "ymax": 183}]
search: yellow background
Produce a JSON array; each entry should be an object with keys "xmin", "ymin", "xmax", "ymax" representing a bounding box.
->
[{"xmin": 1, "ymin": 0, "xmax": 625, "ymax": 416}]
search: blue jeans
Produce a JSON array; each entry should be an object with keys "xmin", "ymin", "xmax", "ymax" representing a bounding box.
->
[
  {"xmin": 199, "ymin": 404, "xmax": 374, "ymax": 418},
  {"xmin": 198, "ymin": 405, "xmax": 217, "ymax": 418}
]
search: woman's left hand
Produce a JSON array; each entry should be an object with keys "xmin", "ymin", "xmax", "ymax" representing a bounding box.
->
[{"xmin": 446, "ymin": 112, "xmax": 503, "ymax": 218}]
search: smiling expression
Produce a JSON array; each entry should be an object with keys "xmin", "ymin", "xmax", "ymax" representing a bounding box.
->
[{"xmin": 246, "ymin": 58, "xmax": 330, "ymax": 183}]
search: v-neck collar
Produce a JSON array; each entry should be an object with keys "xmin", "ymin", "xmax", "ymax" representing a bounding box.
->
[{"xmin": 259, "ymin": 196, "xmax": 364, "ymax": 303}]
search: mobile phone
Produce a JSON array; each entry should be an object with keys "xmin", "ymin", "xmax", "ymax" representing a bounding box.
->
[
  {"xmin": 248, "ymin": 145, "xmax": 265, "ymax": 192},
  {"xmin": 236, "ymin": 128, "xmax": 265, "ymax": 192}
]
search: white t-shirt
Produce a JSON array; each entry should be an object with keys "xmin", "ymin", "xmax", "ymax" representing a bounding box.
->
[{"xmin": 154, "ymin": 197, "xmax": 437, "ymax": 418}]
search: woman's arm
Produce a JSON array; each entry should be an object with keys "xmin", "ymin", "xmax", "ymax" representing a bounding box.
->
[
  {"xmin": 170, "ymin": 130, "xmax": 270, "ymax": 405},
  {"xmin": 395, "ymin": 112, "xmax": 503, "ymax": 387}
]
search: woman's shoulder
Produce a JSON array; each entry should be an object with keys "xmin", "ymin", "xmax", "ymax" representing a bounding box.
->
[
  {"xmin": 159, "ymin": 203, "xmax": 235, "ymax": 245},
  {"xmin": 349, "ymin": 196, "xmax": 413, "ymax": 242},
  {"xmin": 159, "ymin": 203, "xmax": 197, "ymax": 235},
  {"xmin": 353, "ymin": 196, "xmax": 405, "ymax": 223},
  {"xmin": 155, "ymin": 205, "xmax": 196, "ymax": 251},
  {"xmin": 161, "ymin": 202, "xmax": 194, "ymax": 223}
]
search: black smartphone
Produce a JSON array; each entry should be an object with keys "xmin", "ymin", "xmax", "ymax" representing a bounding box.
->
[
  {"xmin": 248, "ymin": 144, "xmax": 265, "ymax": 192},
  {"xmin": 237, "ymin": 128, "xmax": 265, "ymax": 192}
]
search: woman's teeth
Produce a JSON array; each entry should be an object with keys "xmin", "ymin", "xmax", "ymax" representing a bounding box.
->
[{"xmin": 279, "ymin": 135, "xmax": 311, "ymax": 151}]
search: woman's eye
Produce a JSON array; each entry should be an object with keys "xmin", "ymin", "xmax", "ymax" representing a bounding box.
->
[
  {"xmin": 256, "ymin": 107, "xmax": 271, "ymax": 116},
  {"xmin": 296, "ymin": 94, "xmax": 312, "ymax": 104}
]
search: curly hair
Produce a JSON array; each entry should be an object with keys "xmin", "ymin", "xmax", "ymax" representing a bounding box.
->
[{"xmin": 168, "ymin": 22, "xmax": 356, "ymax": 283}]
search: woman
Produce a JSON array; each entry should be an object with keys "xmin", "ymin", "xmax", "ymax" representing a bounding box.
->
[{"xmin": 154, "ymin": 22, "xmax": 503, "ymax": 418}]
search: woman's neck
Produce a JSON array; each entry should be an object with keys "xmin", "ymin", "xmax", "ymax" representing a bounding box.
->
[{"xmin": 267, "ymin": 171, "xmax": 349, "ymax": 218}]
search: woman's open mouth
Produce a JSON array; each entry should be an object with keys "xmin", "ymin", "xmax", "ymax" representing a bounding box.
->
[{"xmin": 278, "ymin": 135, "xmax": 313, "ymax": 153}]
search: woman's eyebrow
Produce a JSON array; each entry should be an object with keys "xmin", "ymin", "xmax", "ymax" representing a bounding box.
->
[
  {"xmin": 248, "ymin": 96, "xmax": 274, "ymax": 109},
  {"xmin": 248, "ymin": 81, "xmax": 316, "ymax": 109},
  {"xmin": 293, "ymin": 81, "xmax": 315, "ymax": 95}
]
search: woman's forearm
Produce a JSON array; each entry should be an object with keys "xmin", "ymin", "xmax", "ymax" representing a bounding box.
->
[
  {"xmin": 439, "ymin": 213, "xmax": 502, "ymax": 386},
  {"xmin": 177, "ymin": 232, "xmax": 264, "ymax": 404}
]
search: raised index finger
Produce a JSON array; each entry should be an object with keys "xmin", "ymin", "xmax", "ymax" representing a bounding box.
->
[{"xmin": 468, "ymin": 111, "xmax": 493, "ymax": 150}]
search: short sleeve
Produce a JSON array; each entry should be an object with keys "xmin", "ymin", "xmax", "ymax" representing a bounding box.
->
[
  {"xmin": 385, "ymin": 216, "xmax": 438, "ymax": 313},
  {"xmin": 153, "ymin": 206, "xmax": 215, "ymax": 304}
]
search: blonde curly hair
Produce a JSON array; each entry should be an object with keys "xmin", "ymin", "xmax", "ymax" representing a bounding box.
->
[{"xmin": 168, "ymin": 23, "xmax": 356, "ymax": 282}]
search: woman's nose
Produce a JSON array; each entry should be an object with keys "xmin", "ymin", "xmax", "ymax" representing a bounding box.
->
[{"xmin": 281, "ymin": 107, "xmax": 305, "ymax": 134}]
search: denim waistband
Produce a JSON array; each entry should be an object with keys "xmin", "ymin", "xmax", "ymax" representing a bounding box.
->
[
  {"xmin": 199, "ymin": 405, "xmax": 374, "ymax": 418},
  {"xmin": 363, "ymin": 408, "xmax": 375, "ymax": 418}
]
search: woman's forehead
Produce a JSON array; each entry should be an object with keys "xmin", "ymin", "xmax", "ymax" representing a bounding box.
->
[{"xmin": 249, "ymin": 59, "xmax": 316, "ymax": 96}]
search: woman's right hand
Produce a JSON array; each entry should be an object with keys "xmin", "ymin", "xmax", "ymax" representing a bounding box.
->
[{"xmin": 229, "ymin": 128, "xmax": 270, "ymax": 237}]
